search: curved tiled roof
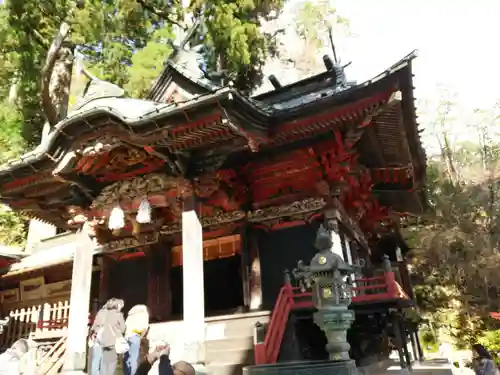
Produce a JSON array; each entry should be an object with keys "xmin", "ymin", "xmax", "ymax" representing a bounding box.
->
[
  {"xmin": 0, "ymin": 51, "xmax": 426, "ymax": 226},
  {"xmin": 0, "ymin": 51, "xmax": 422, "ymax": 177}
]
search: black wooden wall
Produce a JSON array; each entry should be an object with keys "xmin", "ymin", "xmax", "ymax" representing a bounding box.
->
[{"xmin": 258, "ymin": 222, "xmax": 320, "ymax": 310}]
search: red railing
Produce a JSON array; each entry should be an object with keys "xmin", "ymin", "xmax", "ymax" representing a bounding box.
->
[
  {"xmin": 254, "ymin": 282, "xmax": 295, "ymax": 365},
  {"xmin": 254, "ymin": 271, "xmax": 409, "ymax": 365},
  {"xmin": 37, "ymin": 314, "xmax": 95, "ymax": 330}
]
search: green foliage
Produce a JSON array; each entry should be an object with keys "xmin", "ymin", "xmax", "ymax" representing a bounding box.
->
[
  {"xmin": 294, "ymin": 0, "xmax": 349, "ymax": 51},
  {"xmin": 0, "ymin": 102, "xmax": 27, "ymax": 247},
  {"xmin": 0, "ymin": 0, "xmax": 288, "ymax": 143},
  {"xmin": 191, "ymin": 0, "xmax": 285, "ymax": 92},
  {"xmin": 407, "ymin": 97, "xmax": 500, "ymax": 348},
  {"xmin": 420, "ymin": 329, "xmax": 438, "ymax": 353},
  {"xmin": 0, "ymin": 208, "xmax": 27, "ymax": 247},
  {"xmin": 1, "ymin": 0, "xmax": 165, "ymax": 144},
  {"xmin": 125, "ymin": 25, "xmax": 174, "ymax": 98},
  {"xmin": 479, "ymin": 329, "xmax": 500, "ymax": 363},
  {"xmin": 0, "ymin": 102, "xmax": 26, "ymax": 163}
]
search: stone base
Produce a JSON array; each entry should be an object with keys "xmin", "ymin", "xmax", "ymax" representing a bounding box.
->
[{"xmin": 243, "ymin": 359, "xmax": 358, "ymax": 375}]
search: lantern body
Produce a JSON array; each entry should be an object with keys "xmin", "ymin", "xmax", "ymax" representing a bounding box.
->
[
  {"xmin": 293, "ymin": 225, "xmax": 359, "ymax": 362},
  {"xmin": 136, "ymin": 199, "xmax": 152, "ymax": 224},
  {"xmin": 108, "ymin": 205, "xmax": 125, "ymax": 230}
]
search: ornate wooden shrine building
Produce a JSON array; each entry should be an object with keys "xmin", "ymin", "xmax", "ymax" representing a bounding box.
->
[{"xmin": 0, "ymin": 47, "xmax": 426, "ymax": 375}]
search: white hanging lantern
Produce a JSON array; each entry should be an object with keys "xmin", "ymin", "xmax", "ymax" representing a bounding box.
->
[
  {"xmin": 136, "ymin": 198, "xmax": 152, "ymax": 224},
  {"xmin": 108, "ymin": 205, "xmax": 125, "ymax": 230}
]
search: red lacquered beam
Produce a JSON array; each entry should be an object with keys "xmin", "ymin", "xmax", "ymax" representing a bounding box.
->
[
  {"xmin": 354, "ymin": 276, "xmax": 386, "ymax": 283},
  {"xmin": 384, "ymin": 272, "xmax": 398, "ymax": 298},
  {"xmin": 353, "ymin": 284, "xmax": 387, "ymax": 292},
  {"xmin": 353, "ymin": 292, "xmax": 394, "ymax": 303},
  {"xmin": 490, "ymin": 312, "xmax": 500, "ymax": 320},
  {"xmin": 254, "ymin": 343, "xmax": 266, "ymax": 365}
]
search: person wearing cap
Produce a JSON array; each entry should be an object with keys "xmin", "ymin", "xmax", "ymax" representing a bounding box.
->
[{"xmin": 135, "ymin": 345, "xmax": 195, "ymax": 375}]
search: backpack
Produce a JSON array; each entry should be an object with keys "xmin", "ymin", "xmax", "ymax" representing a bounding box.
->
[{"xmin": 96, "ymin": 310, "xmax": 120, "ymax": 348}]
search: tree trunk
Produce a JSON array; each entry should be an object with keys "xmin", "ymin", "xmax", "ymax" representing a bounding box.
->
[
  {"xmin": 8, "ymin": 81, "xmax": 19, "ymax": 104},
  {"xmin": 50, "ymin": 45, "xmax": 74, "ymax": 121},
  {"xmin": 40, "ymin": 22, "xmax": 73, "ymax": 136}
]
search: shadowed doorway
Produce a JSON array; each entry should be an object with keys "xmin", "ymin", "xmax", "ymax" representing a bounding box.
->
[
  {"xmin": 170, "ymin": 235, "xmax": 244, "ymax": 318},
  {"xmin": 108, "ymin": 256, "xmax": 148, "ymax": 314}
]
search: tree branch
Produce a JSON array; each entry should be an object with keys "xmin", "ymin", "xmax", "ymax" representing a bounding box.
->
[
  {"xmin": 80, "ymin": 63, "xmax": 98, "ymax": 82},
  {"xmin": 26, "ymin": 28, "xmax": 49, "ymax": 49},
  {"xmin": 40, "ymin": 22, "xmax": 70, "ymax": 127},
  {"xmin": 136, "ymin": 0, "xmax": 187, "ymax": 30}
]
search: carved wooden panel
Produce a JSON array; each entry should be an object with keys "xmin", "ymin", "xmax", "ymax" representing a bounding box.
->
[
  {"xmin": 20, "ymin": 277, "xmax": 45, "ymax": 301},
  {"xmin": 171, "ymin": 234, "xmax": 241, "ymax": 267},
  {"xmin": 45, "ymin": 280, "xmax": 71, "ymax": 299}
]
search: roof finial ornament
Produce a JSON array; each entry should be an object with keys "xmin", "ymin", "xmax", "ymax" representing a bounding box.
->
[
  {"xmin": 74, "ymin": 54, "xmax": 125, "ymax": 110},
  {"xmin": 328, "ymin": 26, "xmax": 339, "ymax": 65},
  {"xmin": 179, "ymin": 19, "xmax": 201, "ymax": 51},
  {"xmin": 326, "ymin": 25, "xmax": 352, "ymax": 91},
  {"xmin": 167, "ymin": 18, "xmax": 225, "ymax": 86},
  {"xmin": 268, "ymin": 75, "xmax": 282, "ymax": 89}
]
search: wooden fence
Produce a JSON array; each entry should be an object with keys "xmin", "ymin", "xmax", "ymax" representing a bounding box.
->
[{"xmin": 0, "ymin": 300, "xmax": 70, "ymax": 347}]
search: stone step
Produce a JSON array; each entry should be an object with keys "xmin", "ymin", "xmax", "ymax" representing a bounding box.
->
[
  {"xmin": 206, "ymin": 363, "xmax": 244, "ymax": 375},
  {"xmin": 206, "ymin": 347, "xmax": 254, "ymax": 366},
  {"xmin": 205, "ymin": 311, "xmax": 270, "ymax": 339},
  {"xmin": 149, "ymin": 311, "xmax": 270, "ymax": 345},
  {"xmin": 206, "ymin": 337, "xmax": 254, "ymax": 352},
  {"xmin": 148, "ymin": 311, "xmax": 269, "ymax": 365}
]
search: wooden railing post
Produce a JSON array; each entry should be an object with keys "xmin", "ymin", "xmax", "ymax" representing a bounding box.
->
[
  {"xmin": 382, "ymin": 254, "xmax": 397, "ymax": 298},
  {"xmin": 382, "ymin": 254, "xmax": 392, "ymax": 272},
  {"xmin": 283, "ymin": 269, "xmax": 293, "ymax": 299},
  {"xmin": 42, "ymin": 303, "xmax": 51, "ymax": 332},
  {"xmin": 255, "ymin": 270, "xmax": 297, "ymax": 365},
  {"xmin": 283, "ymin": 269, "xmax": 291, "ymax": 286},
  {"xmin": 385, "ymin": 272, "xmax": 397, "ymax": 298},
  {"xmin": 254, "ymin": 322, "xmax": 267, "ymax": 364},
  {"xmin": 36, "ymin": 304, "xmax": 44, "ymax": 332}
]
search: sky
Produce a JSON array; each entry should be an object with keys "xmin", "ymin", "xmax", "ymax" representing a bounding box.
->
[
  {"xmin": 333, "ymin": 0, "xmax": 500, "ymax": 108},
  {"xmin": 288, "ymin": 0, "xmax": 500, "ymax": 153}
]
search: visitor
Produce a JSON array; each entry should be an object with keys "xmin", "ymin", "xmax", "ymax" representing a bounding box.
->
[
  {"xmin": 135, "ymin": 344, "xmax": 195, "ymax": 375},
  {"xmin": 0, "ymin": 339, "xmax": 30, "ymax": 375},
  {"xmin": 172, "ymin": 361, "xmax": 196, "ymax": 375},
  {"xmin": 124, "ymin": 304, "xmax": 150, "ymax": 375},
  {"xmin": 89, "ymin": 298, "xmax": 127, "ymax": 375},
  {"xmin": 472, "ymin": 343, "xmax": 500, "ymax": 375}
]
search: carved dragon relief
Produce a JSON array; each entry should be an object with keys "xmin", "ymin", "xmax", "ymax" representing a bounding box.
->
[
  {"xmin": 83, "ymin": 172, "xmax": 329, "ymax": 238},
  {"xmin": 56, "ymin": 141, "xmax": 164, "ymax": 180},
  {"xmin": 159, "ymin": 197, "xmax": 326, "ymax": 235},
  {"xmin": 84, "ymin": 171, "xmax": 245, "ymax": 236},
  {"xmin": 91, "ymin": 173, "xmax": 185, "ymax": 209},
  {"xmin": 247, "ymin": 198, "xmax": 327, "ymax": 222},
  {"xmin": 159, "ymin": 210, "xmax": 246, "ymax": 235}
]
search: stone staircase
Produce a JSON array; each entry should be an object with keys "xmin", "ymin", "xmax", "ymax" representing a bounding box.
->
[
  {"xmin": 32, "ymin": 335, "xmax": 67, "ymax": 375},
  {"xmin": 148, "ymin": 311, "xmax": 271, "ymax": 375},
  {"xmin": 35, "ymin": 336, "xmax": 66, "ymax": 375},
  {"xmin": 205, "ymin": 336, "xmax": 254, "ymax": 375}
]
